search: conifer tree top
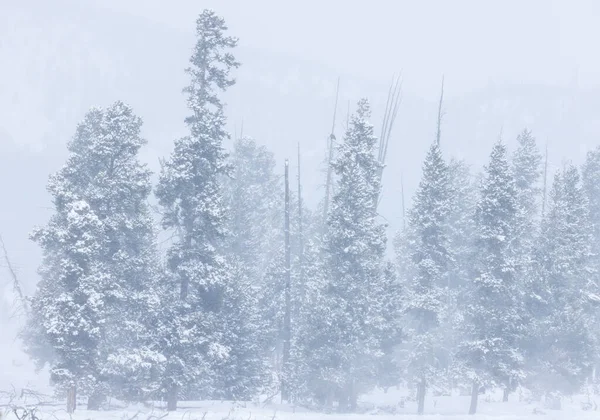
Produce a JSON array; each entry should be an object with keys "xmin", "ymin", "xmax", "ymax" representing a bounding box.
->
[{"xmin": 185, "ymin": 9, "xmax": 240, "ymax": 122}]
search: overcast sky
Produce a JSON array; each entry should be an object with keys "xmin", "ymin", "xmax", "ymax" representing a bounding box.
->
[
  {"xmin": 88, "ymin": 0, "xmax": 600, "ymax": 98},
  {"xmin": 2, "ymin": 0, "xmax": 599, "ymax": 239}
]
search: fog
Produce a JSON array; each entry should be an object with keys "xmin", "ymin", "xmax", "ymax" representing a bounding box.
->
[{"xmin": 1, "ymin": 0, "xmax": 600, "ymax": 416}]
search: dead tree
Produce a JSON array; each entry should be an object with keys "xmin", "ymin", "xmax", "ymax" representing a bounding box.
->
[
  {"xmin": 400, "ymin": 173, "xmax": 406, "ymax": 231},
  {"xmin": 67, "ymin": 383, "xmax": 76, "ymax": 414},
  {"xmin": 281, "ymin": 159, "xmax": 292, "ymax": 402},
  {"xmin": 435, "ymin": 76, "xmax": 445, "ymax": 146},
  {"xmin": 542, "ymin": 143, "xmax": 549, "ymax": 217},
  {"xmin": 345, "ymin": 100, "xmax": 350, "ymax": 132},
  {"xmin": 297, "ymin": 143, "xmax": 304, "ymax": 279},
  {"xmin": 322, "ymin": 77, "xmax": 340, "ymax": 225},
  {"xmin": 469, "ymin": 380, "xmax": 479, "ymax": 415},
  {"xmin": 376, "ymin": 73, "xmax": 402, "ymax": 207},
  {"xmin": 0, "ymin": 234, "xmax": 28, "ymax": 316}
]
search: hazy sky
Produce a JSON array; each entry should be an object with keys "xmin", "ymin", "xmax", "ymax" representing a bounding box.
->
[{"xmin": 89, "ymin": 0, "xmax": 600, "ymax": 98}]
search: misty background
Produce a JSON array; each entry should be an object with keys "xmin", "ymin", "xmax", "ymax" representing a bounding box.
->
[{"xmin": 1, "ymin": 0, "xmax": 600, "ymax": 389}]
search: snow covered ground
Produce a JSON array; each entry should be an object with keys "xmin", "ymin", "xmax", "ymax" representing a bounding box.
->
[{"xmin": 1, "ymin": 387, "xmax": 599, "ymax": 420}]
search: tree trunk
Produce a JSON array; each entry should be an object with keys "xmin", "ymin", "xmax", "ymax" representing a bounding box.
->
[
  {"xmin": 468, "ymin": 380, "xmax": 479, "ymax": 415},
  {"xmin": 338, "ymin": 389, "xmax": 349, "ymax": 412},
  {"xmin": 87, "ymin": 389, "xmax": 106, "ymax": 410},
  {"xmin": 325, "ymin": 389, "xmax": 334, "ymax": 412},
  {"xmin": 66, "ymin": 384, "xmax": 76, "ymax": 414},
  {"xmin": 349, "ymin": 381, "xmax": 358, "ymax": 412},
  {"xmin": 417, "ymin": 378, "xmax": 426, "ymax": 415},
  {"xmin": 167, "ymin": 385, "xmax": 178, "ymax": 411},
  {"xmin": 281, "ymin": 160, "xmax": 291, "ymax": 402},
  {"xmin": 545, "ymin": 392, "xmax": 561, "ymax": 410},
  {"xmin": 529, "ymin": 386, "xmax": 542, "ymax": 402},
  {"xmin": 349, "ymin": 394, "xmax": 358, "ymax": 412},
  {"xmin": 503, "ymin": 387, "xmax": 509, "ymax": 402}
]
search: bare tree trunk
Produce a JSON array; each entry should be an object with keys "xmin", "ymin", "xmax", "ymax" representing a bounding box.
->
[
  {"xmin": 281, "ymin": 160, "xmax": 291, "ymax": 402},
  {"xmin": 349, "ymin": 392, "xmax": 358, "ymax": 412},
  {"xmin": 297, "ymin": 143, "xmax": 304, "ymax": 294},
  {"xmin": 0, "ymin": 234, "xmax": 28, "ymax": 315},
  {"xmin": 503, "ymin": 387, "xmax": 510, "ymax": 402},
  {"xmin": 325, "ymin": 389, "xmax": 334, "ymax": 411},
  {"xmin": 400, "ymin": 174, "xmax": 406, "ymax": 230},
  {"xmin": 338, "ymin": 384, "xmax": 354, "ymax": 413},
  {"xmin": 375, "ymin": 74, "xmax": 402, "ymax": 207},
  {"xmin": 66, "ymin": 383, "xmax": 76, "ymax": 414},
  {"xmin": 323, "ymin": 78, "xmax": 340, "ymax": 225},
  {"xmin": 167, "ymin": 385, "xmax": 178, "ymax": 411},
  {"xmin": 349, "ymin": 380, "xmax": 358, "ymax": 412},
  {"xmin": 435, "ymin": 76, "xmax": 445, "ymax": 146},
  {"xmin": 338, "ymin": 393, "xmax": 348, "ymax": 412},
  {"xmin": 417, "ymin": 378, "xmax": 426, "ymax": 415},
  {"xmin": 468, "ymin": 380, "xmax": 478, "ymax": 415}
]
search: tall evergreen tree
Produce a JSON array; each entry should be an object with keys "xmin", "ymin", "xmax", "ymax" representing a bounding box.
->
[
  {"xmin": 296, "ymin": 99, "xmax": 387, "ymax": 410},
  {"xmin": 222, "ymin": 136, "xmax": 281, "ymax": 279},
  {"xmin": 286, "ymin": 237, "xmax": 327, "ymax": 404},
  {"xmin": 582, "ymin": 146, "xmax": 600, "ymax": 383},
  {"xmin": 512, "ymin": 129, "xmax": 542, "ymax": 242},
  {"xmin": 210, "ymin": 262, "xmax": 270, "ymax": 400},
  {"xmin": 511, "ymin": 130, "xmax": 542, "ymax": 302},
  {"xmin": 155, "ymin": 10, "xmax": 255, "ymax": 410},
  {"xmin": 221, "ymin": 136, "xmax": 282, "ymax": 392},
  {"xmin": 445, "ymin": 158, "xmax": 478, "ymax": 390},
  {"xmin": 583, "ymin": 147, "xmax": 600, "ymax": 274},
  {"xmin": 23, "ymin": 102, "xmax": 160, "ymax": 409},
  {"xmin": 526, "ymin": 165, "xmax": 596, "ymax": 405},
  {"xmin": 510, "ymin": 130, "xmax": 544, "ymax": 401},
  {"xmin": 260, "ymin": 188, "xmax": 319, "ymax": 395},
  {"xmin": 376, "ymin": 261, "xmax": 403, "ymax": 393},
  {"xmin": 398, "ymin": 142, "xmax": 451, "ymax": 414},
  {"xmin": 446, "ymin": 159, "xmax": 477, "ymax": 294},
  {"xmin": 457, "ymin": 141, "xmax": 522, "ymax": 415}
]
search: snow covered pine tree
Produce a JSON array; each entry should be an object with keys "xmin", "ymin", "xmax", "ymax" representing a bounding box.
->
[
  {"xmin": 511, "ymin": 130, "xmax": 542, "ymax": 257},
  {"xmin": 445, "ymin": 158, "xmax": 477, "ymax": 294},
  {"xmin": 220, "ymin": 137, "xmax": 282, "ymax": 394},
  {"xmin": 444, "ymin": 158, "xmax": 478, "ymax": 383},
  {"xmin": 528, "ymin": 165, "xmax": 596, "ymax": 407},
  {"xmin": 400, "ymin": 142, "xmax": 451, "ymax": 414},
  {"xmin": 23, "ymin": 102, "xmax": 161, "ymax": 410},
  {"xmin": 457, "ymin": 141, "xmax": 523, "ymax": 415},
  {"xmin": 582, "ymin": 146, "xmax": 600, "ymax": 382},
  {"xmin": 299, "ymin": 99, "xmax": 388, "ymax": 411},
  {"xmin": 510, "ymin": 130, "xmax": 544, "ymax": 402},
  {"xmin": 155, "ymin": 10, "xmax": 263, "ymax": 410},
  {"xmin": 222, "ymin": 137, "xmax": 281, "ymax": 284}
]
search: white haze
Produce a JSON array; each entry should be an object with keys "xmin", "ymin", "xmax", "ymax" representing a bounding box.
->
[{"xmin": 1, "ymin": 0, "xmax": 600, "ymax": 398}]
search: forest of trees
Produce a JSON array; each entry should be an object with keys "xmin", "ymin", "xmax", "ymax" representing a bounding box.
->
[{"xmin": 19, "ymin": 9, "xmax": 600, "ymax": 416}]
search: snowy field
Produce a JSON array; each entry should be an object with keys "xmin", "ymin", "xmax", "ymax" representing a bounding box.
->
[{"xmin": 2, "ymin": 388, "xmax": 599, "ymax": 420}]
